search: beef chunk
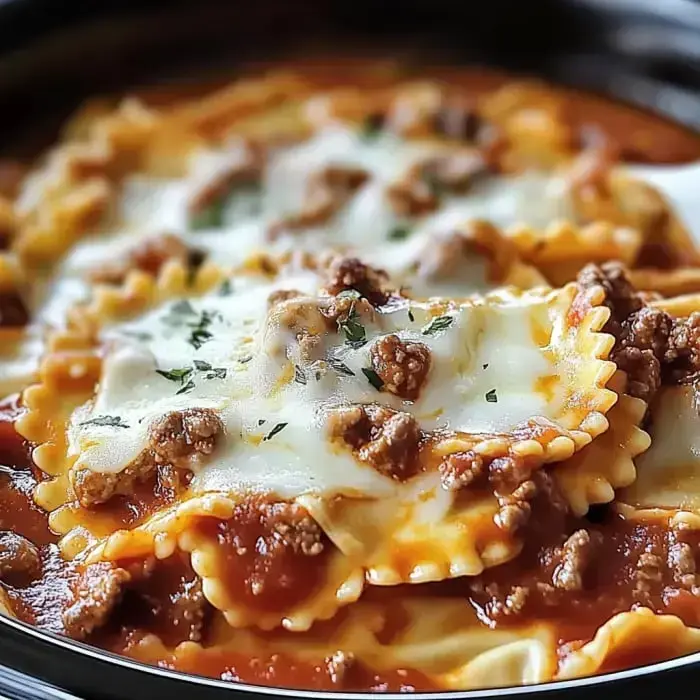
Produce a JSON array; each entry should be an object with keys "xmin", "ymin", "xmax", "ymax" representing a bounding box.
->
[
  {"xmin": 327, "ymin": 404, "xmax": 421, "ymax": 480},
  {"xmin": 62, "ymin": 562, "xmax": 130, "ymax": 640},
  {"xmin": 149, "ymin": 408, "xmax": 224, "ymax": 470},
  {"xmin": 370, "ymin": 334, "xmax": 431, "ymax": 400}
]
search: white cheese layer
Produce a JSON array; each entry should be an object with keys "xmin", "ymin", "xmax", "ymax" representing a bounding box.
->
[
  {"xmin": 68, "ymin": 278, "xmax": 559, "ymax": 505},
  {"xmin": 42, "ymin": 127, "xmax": 577, "ymax": 310}
]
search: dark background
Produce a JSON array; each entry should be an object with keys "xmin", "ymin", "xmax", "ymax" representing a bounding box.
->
[{"xmin": 1, "ymin": 0, "xmax": 700, "ymax": 156}]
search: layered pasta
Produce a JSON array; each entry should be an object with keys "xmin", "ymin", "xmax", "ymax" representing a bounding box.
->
[{"xmin": 1, "ymin": 63, "xmax": 700, "ymax": 692}]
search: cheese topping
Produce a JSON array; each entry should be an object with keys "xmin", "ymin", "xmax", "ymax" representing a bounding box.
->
[{"xmin": 69, "ymin": 278, "xmax": 582, "ymax": 502}]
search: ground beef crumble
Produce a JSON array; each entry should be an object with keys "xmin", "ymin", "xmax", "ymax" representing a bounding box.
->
[
  {"xmin": 322, "ymin": 256, "xmax": 392, "ymax": 307},
  {"xmin": 327, "ymin": 404, "xmax": 421, "ymax": 480},
  {"xmin": 71, "ymin": 451, "xmax": 158, "ymax": 508},
  {"xmin": 467, "ymin": 509, "xmax": 700, "ymax": 628},
  {"xmin": 265, "ymin": 502, "xmax": 325, "ymax": 557},
  {"xmin": 0, "ymin": 531, "xmax": 41, "ymax": 585},
  {"xmin": 268, "ymin": 166, "xmax": 368, "ymax": 237},
  {"xmin": 71, "ymin": 408, "xmax": 223, "ymax": 508},
  {"xmin": 62, "ymin": 562, "xmax": 131, "ymax": 640},
  {"xmin": 664, "ymin": 311, "xmax": 700, "ymax": 384},
  {"xmin": 577, "ymin": 262, "xmax": 672, "ymax": 402},
  {"xmin": 369, "ymin": 334, "xmax": 432, "ymax": 400},
  {"xmin": 0, "ymin": 293, "xmax": 29, "ymax": 328},
  {"xmin": 149, "ymin": 407, "xmax": 224, "ymax": 470},
  {"xmin": 89, "ymin": 234, "xmax": 205, "ymax": 285}
]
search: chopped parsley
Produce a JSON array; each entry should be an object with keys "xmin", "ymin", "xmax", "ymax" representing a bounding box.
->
[
  {"xmin": 193, "ymin": 360, "xmax": 227, "ymax": 380},
  {"xmin": 263, "ymin": 422, "xmax": 288, "ymax": 441},
  {"xmin": 258, "ymin": 419, "xmax": 266, "ymax": 426},
  {"xmin": 157, "ymin": 361, "xmax": 227, "ymax": 393},
  {"xmin": 120, "ymin": 330, "xmax": 153, "ymax": 342},
  {"xmin": 205, "ymin": 367, "xmax": 227, "ymax": 380},
  {"xmin": 167, "ymin": 299, "xmax": 196, "ymax": 317},
  {"xmin": 360, "ymin": 113, "xmax": 384, "ymax": 141},
  {"xmin": 327, "ymin": 356, "xmax": 355, "ymax": 377},
  {"xmin": 485, "ymin": 388, "xmax": 498, "ymax": 403},
  {"xmin": 187, "ymin": 310, "xmax": 219, "ymax": 350},
  {"xmin": 482, "ymin": 363, "xmax": 489, "ymax": 370},
  {"xmin": 218, "ymin": 279, "xmax": 234, "ymax": 296},
  {"xmin": 80, "ymin": 415, "xmax": 130, "ymax": 429},
  {"xmin": 239, "ymin": 355, "xmax": 253, "ymax": 364},
  {"xmin": 421, "ymin": 315, "xmax": 454, "ymax": 336},
  {"xmin": 388, "ymin": 225, "xmax": 411, "ymax": 241},
  {"xmin": 408, "ymin": 308, "xmax": 415, "ymax": 323},
  {"xmin": 156, "ymin": 367, "xmax": 193, "ymax": 383},
  {"xmin": 294, "ymin": 365, "xmax": 307, "ymax": 385},
  {"xmin": 361, "ymin": 367, "xmax": 384, "ymax": 391},
  {"xmin": 190, "ymin": 199, "xmax": 226, "ymax": 231},
  {"xmin": 176, "ymin": 379, "xmax": 196, "ymax": 395},
  {"xmin": 337, "ymin": 302, "xmax": 366, "ymax": 348}
]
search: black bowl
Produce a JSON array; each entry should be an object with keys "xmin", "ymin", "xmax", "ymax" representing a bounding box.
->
[{"xmin": 1, "ymin": 0, "xmax": 700, "ymax": 697}]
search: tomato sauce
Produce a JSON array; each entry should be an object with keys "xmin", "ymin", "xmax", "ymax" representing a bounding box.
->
[{"xmin": 192, "ymin": 504, "xmax": 331, "ymax": 614}]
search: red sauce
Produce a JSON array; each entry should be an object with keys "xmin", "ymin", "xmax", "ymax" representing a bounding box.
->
[
  {"xmin": 0, "ymin": 396, "xmax": 55, "ymax": 546},
  {"xmin": 127, "ymin": 640, "xmax": 433, "ymax": 692},
  {"xmin": 93, "ymin": 551, "xmax": 209, "ymax": 649},
  {"xmin": 192, "ymin": 503, "xmax": 331, "ymax": 614},
  {"xmin": 464, "ymin": 503, "xmax": 700, "ymax": 641}
]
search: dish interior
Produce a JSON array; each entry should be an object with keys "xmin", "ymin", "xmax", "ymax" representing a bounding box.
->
[{"xmin": 1, "ymin": 60, "xmax": 700, "ymax": 693}]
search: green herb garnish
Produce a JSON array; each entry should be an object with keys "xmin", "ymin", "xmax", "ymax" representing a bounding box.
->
[
  {"xmin": 485, "ymin": 388, "xmax": 498, "ymax": 403},
  {"xmin": 337, "ymin": 303, "xmax": 366, "ymax": 348},
  {"xmin": 156, "ymin": 367, "xmax": 193, "ymax": 383},
  {"xmin": 294, "ymin": 365, "xmax": 307, "ymax": 385},
  {"xmin": 186, "ymin": 310, "xmax": 218, "ymax": 350},
  {"xmin": 327, "ymin": 357, "xmax": 355, "ymax": 377},
  {"xmin": 176, "ymin": 379, "xmax": 196, "ymax": 395},
  {"xmin": 388, "ymin": 225, "xmax": 411, "ymax": 241},
  {"xmin": 421, "ymin": 315, "xmax": 454, "ymax": 336},
  {"xmin": 205, "ymin": 367, "xmax": 227, "ymax": 380},
  {"xmin": 263, "ymin": 422, "xmax": 288, "ymax": 441},
  {"xmin": 80, "ymin": 415, "xmax": 130, "ymax": 429},
  {"xmin": 361, "ymin": 367, "xmax": 384, "ymax": 391},
  {"xmin": 121, "ymin": 330, "xmax": 153, "ymax": 342},
  {"xmin": 408, "ymin": 309, "xmax": 415, "ymax": 323},
  {"xmin": 161, "ymin": 300, "xmax": 197, "ymax": 327},
  {"xmin": 190, "ymin": 199, "xmax": 226, "ymax": 231},
  {"xmin": 219, "ymin": 279, "xmax": 234, "ymax": 296},
  {"xmin": 482, "ymin": 363, "xmax": 489, "ymax": 370},
  {"xmin": 360, "ymin": 113, "xmax": 384, "ymax": 141}
]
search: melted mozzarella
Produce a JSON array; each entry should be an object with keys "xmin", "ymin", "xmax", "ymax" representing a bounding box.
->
[
  {"xmin": 70, "ymin": 278, "xmax": 558, "ymax": 505},
  {"xmin": 58, "ymin": 128, "xmax": 576, "ymax": 294}
]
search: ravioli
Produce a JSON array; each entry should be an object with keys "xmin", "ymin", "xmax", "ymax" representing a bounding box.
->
[{"xmin": 5, "ymin": 63, "xmax": 700, "ymax": 691}]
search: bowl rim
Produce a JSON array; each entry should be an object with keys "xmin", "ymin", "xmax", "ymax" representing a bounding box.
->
[{"xmin": 2, "ymin": 611, "xmax": 700, "ymax": 698}]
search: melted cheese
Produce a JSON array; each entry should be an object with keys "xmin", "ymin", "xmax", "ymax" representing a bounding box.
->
[
  {"xmin": 70, "ymin": 279, "xmax": 571, "ymax": 497},
  {"xmin": 42, "ymin": 127, "xmax": 577, "ymax": 304},
  {"xmin": 621, "ymin": 385, "xmax": 700, "ymax": 510}
]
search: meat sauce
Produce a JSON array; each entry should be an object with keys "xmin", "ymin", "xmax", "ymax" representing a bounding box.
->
[{"xmin": 0, "ymin": 68, "xmax": 700, "ymax": 691}]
